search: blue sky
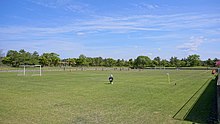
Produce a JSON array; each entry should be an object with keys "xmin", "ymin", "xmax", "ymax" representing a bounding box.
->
[{"xmin": 0, "ymin": 0, "xmax": 220, "ymax": 60}]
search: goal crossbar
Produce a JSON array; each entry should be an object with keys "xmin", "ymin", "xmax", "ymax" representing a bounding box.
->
[{"xmin": 18, "ymin": 65, "xmax": 42, "ymax": 76}]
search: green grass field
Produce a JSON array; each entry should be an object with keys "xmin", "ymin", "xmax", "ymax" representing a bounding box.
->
[{"xmin": 0, "ymin": 69, "xmax": 216, "ymax": 123}]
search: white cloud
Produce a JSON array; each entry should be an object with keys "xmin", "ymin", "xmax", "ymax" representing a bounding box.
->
[
  {"xmin": 1, "ymin": 11, "xmax": 220, "ymax": 59},
  {"xmin": 177, "ymin": 36, "xmax": 205, "ymax": 52},
  {"xmin": 28, "ymin": 0, "xmax": 90, "ymax": 13},
  {"xmin": 0, "ymin": 13, "xmax": 219, "ymax": 37},
  {"xmin": 76, "ymin": 32, "xmax": 85, "ymax": 36},
  {"xmin": 133, "ymin": 3, "xmax": 159, "ymax": 10},
  {"xmin": 144, "ymin": 4, "xmax": 159, "ymax": 9},
  {"xmin": 209, "ymin": 38, "xmax": 220, "ymax": 43}
]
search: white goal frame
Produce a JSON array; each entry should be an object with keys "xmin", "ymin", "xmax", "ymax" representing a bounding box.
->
[{"xmin": 18, "ymin": 65, "xmax": 42, "ymax": 76}]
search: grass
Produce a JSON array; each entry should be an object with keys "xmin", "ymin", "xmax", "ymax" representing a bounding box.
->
[{"xmin": 0, "ymin": 69, "xmax": 216, "ymax": 123}]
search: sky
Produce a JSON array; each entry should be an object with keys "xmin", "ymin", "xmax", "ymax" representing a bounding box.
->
[{"xmin": 0, "ymin": 0, "xmax": 220, "ymax": 60}]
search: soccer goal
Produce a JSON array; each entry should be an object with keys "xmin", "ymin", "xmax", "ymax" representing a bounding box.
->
[{"xmin": 17, "ymin": 65, "xmax": 42, "ymax": 76}]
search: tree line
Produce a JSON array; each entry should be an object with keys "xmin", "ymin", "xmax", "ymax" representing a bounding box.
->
[{"xmin": 0, "ymin": 49, "xmax": 219, "ymax": 68}]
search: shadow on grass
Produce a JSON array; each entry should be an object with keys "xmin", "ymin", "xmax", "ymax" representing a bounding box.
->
[
  {"xmin": 104, "ymin": 82, "xmax": 113, "ymax": 85},
  {"xmin": 183, "ymin": 77, "xmax": 218, "ymax": 123}
]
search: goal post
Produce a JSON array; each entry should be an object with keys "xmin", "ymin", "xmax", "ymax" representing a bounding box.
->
[
  {"xmin": 17, "ymin": 65, "xmax": 42, "ymax": 76},
  {"xmin": 33, "ymin": 65, "xmax": 42, "ymax": 76}
]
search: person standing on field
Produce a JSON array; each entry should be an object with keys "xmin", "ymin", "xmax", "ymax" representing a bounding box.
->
[{"xmin": 109, "ymin": 74, "xmax": 113, "ymax": 84}]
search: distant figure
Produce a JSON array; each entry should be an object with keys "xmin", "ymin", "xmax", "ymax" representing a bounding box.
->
[{"xmin": 109, "ymin": 74, "xmax": 113, "ymax": 84}]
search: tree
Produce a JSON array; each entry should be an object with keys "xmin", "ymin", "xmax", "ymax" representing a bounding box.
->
[
  {"xmin": 18, "ymin": 49, "xmax": 32, "ymax": 65},
  {"xmin": 170, "ymin": 56, "xmax": 180, "ymax": 67},
  {"xmin": 104, "ymin": 58, "xmax": 116, "ymax": 67},
  {"xmin": 86, "ymin": 57, "xmax": 93, "ymax": 66},
  {"xmin": 5, "ymin": 50, "xmax": 19, "ymax": 67},
  {"xmin": 186, "ymin": 54, "xmax": 201, "ymax": 67},
  {"xmin": 93, "ymin": 57, "xmax": 103, "ymax": 66},
  {"xmin": 2, "ymin": 57, "xmax": 11, "ymax": 66},
  {"xmin": 66, "ymin": 58, "xmax": 76, "ymax": 66},
  {"xmin": 205, "ymin": 58, "xmax": 214, "ymax": 67},
  {"xmin": 39, "ymin": 53, "xmax": 60, "ymax": 66},
  {"xmin": 152, "ymin": 60, "xmax": 159, "ymax": 67},
  {"xmin": 3, "ymin": 50, "xmax": 40, "ymax": 66},
  {"xmin": 2, "ymin": 49, "xmax": 219, "ymax": 68},
  {"xmin": 50, "ymin": 53, "xmax": 60, "ymax": 66},
  {"xmin": 116, "ymin": 59, "xmax": 125, "ymax": 66},
  {"xmin": 128, "ymin": 59, "xmax": 134, "ymax": 67},
  {"xmin": 39, "ymin": 55, "xmax": 49, "ymax": 66},
  {"xmin": 179, "ymin": 59, "xmax": 186, "ymax": 67},
  {"xmin": 30, "ymin": 51, "xmax": 40, "ymax": 65},
  {"xmin": 153, "ymin": 56, "xmax": 161, "ymax": 66},
  {"xmin": 161, "ymin": 59, "xmax": 169, "ymax": 67},
  {"xmin": 123, "ymin": 59, "xmax": 132, "ymax": 67},
  {"xmin": 0, "ymin": 49, "xmax": 4, "ymax": 65},
  {"xmin": 134, "ymin": 56, "xmax": 151, "ymax": 69},
  {"xmin": 76, "ymin": 54, "xmax": 87, "ymax": 66}
]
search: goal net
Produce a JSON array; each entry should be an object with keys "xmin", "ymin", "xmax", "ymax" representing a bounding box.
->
[{"xmin": 17, "ymin": 65, "xmax": 42, "ymax": 76}]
